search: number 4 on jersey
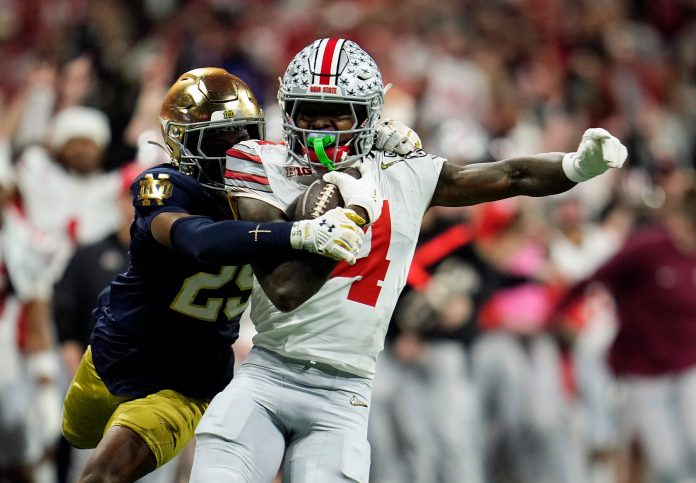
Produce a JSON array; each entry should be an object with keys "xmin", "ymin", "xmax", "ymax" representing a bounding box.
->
[{"xmin": 331, "ymin": 201, "xmax": 391, "ymax": 307}]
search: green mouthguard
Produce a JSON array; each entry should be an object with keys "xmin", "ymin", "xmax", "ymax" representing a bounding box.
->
[{"xmin": 306, "ymin": 134, "xmax": 336, "ymax": 171}]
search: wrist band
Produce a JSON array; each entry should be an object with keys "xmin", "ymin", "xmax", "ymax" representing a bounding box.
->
[{"xmin": 561, "ymin": 152, "xmax": 588, "ymax": 183}]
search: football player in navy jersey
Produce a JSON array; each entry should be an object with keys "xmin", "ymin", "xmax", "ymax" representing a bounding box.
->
[{"xmin": 60, "ymin": 68, "xmax": 373, "ymax": 483}]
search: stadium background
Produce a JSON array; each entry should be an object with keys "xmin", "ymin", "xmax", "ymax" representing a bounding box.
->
[{"xmin": 0, "ymin": 0, "xmax": 695, "ymax": 482}]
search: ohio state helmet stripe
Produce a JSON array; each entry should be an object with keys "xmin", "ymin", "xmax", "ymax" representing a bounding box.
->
[{"xmin": 314, "ymin": 38, "xmax": 345, "ymax": 85}]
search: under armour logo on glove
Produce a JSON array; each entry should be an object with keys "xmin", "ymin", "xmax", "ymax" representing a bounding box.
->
[
  {"xmin": 290, "ymin": 208, "xmax": 366, "ymax": 264},
  {"xmin": 319, "ymin": 219, "xmax": 336, "ymax": 233}
]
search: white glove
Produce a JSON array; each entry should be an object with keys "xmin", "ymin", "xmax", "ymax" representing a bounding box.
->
[
  {"xmin": 375, "ymin": 118, "xmax": 422, "ymax": 155},
  {"xmin": 27, "ymin": 351, "xmax": 63, "ymax": 448},
  {"xmin": 562, "ymin": 128, "xmax": 627, "ymax": 183},
  {"xmin": 33, "ymin": 381, "xmax": 63, "ymax": 448},
  {"xmin": 323, "ymin": 162, "xmax": 383, "ymax": 224},
  {"xmin": 1, "ymin": 205, "xmax": 64, "ymax": 300},
  {"xmin": 290, "ymin": 207, "xmax": 365, "ymax": 264}
]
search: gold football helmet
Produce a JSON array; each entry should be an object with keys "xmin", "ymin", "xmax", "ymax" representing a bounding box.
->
[{"xmin": 160, "ymin": 67, "xmax": 265, "ymax": 190}]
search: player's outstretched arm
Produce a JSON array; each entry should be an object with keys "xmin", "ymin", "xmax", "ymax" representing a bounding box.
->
[
  {"xmin": 431, "ymin": 128, "xmax": 627, "ymax": 207},
  {"xmin": 150, "ymin": 208, "xmax": 363, "ymax": 266}
]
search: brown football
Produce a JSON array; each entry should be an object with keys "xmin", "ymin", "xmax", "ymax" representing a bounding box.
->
[
  {"xmin": 293, "ymin": 168, "xmax": 366, "ymax": 221},
  {"xmin": 294, "ymin": 178, "xmax": 344, "ymax": 220}
]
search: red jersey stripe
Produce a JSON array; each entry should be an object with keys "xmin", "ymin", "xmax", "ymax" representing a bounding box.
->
[{"xmin": 226, "ymin": 148, "xmax": 262, "ymax": 163}]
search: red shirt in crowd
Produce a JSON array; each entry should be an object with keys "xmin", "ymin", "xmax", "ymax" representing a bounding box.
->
[{"xmin": 561, "ymin": 224, "xmax": 696, "ymax": 377}]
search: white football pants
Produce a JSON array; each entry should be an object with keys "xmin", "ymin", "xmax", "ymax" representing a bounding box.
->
[{"xmin": 191, "ymin": 346, "xmax": 373, "ymax": 483}]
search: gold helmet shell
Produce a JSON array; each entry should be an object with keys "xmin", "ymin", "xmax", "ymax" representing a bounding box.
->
[{"xmin": 159, "ymin": 67, "xmax": 265, "ymax": 190}]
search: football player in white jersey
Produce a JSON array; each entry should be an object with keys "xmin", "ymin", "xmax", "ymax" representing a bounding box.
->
[
  {"xmin": 0, "ymin": 203, "xmax": 62, "ymax": 482},
  {"xmin": 189, "ymin": 38, "xmax": 628, "ymax": 483}
]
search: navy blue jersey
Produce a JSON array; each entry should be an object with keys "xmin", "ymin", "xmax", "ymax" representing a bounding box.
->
[{"xmin": 90, "ymin": 164, "xmax": 249, "ymax": 400}]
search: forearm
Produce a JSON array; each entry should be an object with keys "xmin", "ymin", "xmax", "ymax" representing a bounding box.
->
[
  {"xmin": 432, "ymin": 154, "xmax": 576, "ymax": 207},
  {"xmin": 24, "ymin": 299, "xmax": 61, "ymax": 384},
  {"xmin": 503, "ymin": 153, "xmax": 577, "ymax": 197},
  {"xmin": 170, "ymin": 216, "xmax": 293, "ymax": 265},
  {"xmin": 24, "ymin": 299, "xmax": 54, "ymax": 353}
]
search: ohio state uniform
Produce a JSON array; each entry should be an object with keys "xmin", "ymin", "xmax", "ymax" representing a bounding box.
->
[
  {"xmin": 225, "ymin": 141, "xmax": 444, "ymax": 378},
  {"xmin": 191, "ymin": 145, "xmax": 442, "ymax": 483}
]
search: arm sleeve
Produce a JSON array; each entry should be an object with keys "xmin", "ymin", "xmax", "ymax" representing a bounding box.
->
[{"xmin": 169, "ymin": 216, "xmax": 294, "ymax": 266}]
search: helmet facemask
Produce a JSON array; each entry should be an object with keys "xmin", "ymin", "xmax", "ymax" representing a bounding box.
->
[
  {"xmin": 278, "ymin": 38, "xmax": 385, "ymax": 174},
  {"xmin": 160, "ymin": 67, "xmax": 265, "ymax": 191},
  {"xmin": 282, "ymin": 99, "xmax": 376, "ymax": 172},
  {"xmin": 162, "ymin": 117, "xmax": 263, "ymax": 190}
]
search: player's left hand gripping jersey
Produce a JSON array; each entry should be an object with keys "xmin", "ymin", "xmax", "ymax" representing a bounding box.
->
[
  {"xmin": 226, "ymin": 141, "xmax": 444, "ymax": 378},
  {"xmin": 90, "ymin": 165, "xmax": 251, "ymax": 399}
]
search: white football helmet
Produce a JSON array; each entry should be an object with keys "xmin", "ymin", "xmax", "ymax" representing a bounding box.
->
[{"xmin": 278, "ymin": 38, "xmax": 385, "ymax": 172}]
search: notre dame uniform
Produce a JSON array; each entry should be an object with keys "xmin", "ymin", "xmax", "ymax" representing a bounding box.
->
[{"xmin": 62, "ymin": 164, "xmax": 252, "ymax": 466}]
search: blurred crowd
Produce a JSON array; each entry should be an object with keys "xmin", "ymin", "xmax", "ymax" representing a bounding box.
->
[{"xmin": 0, "ymin": 0, "xmax": 695, "ymax": 482}]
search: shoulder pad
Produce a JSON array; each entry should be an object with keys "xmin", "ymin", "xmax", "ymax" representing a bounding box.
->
[{"xmin": 132, "ymin": 165, "xmax": 197, "ymax": 209}]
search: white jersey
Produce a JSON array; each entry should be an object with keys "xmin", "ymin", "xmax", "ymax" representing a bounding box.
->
[
  {"xmin": 226, "ymin": 141, "xmax": 444, "ymax": 378},
  {"xmin": 15, "ymin": 146, "xmax": 121, "ymax": 246}
]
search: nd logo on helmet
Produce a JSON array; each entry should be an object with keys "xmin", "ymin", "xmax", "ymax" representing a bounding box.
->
[{"xmin": 223, "ymin": 110, "xmax": 235, "ymax": 119}]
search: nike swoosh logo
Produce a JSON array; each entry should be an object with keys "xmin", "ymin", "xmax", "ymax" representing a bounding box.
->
[
  {"xmin": 350, "ymin": 395, "xmax": 368, "ymax": 407},
  {"xmin": 379, "ymin": 159, "xmax": 403, "ymax": 170}
]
